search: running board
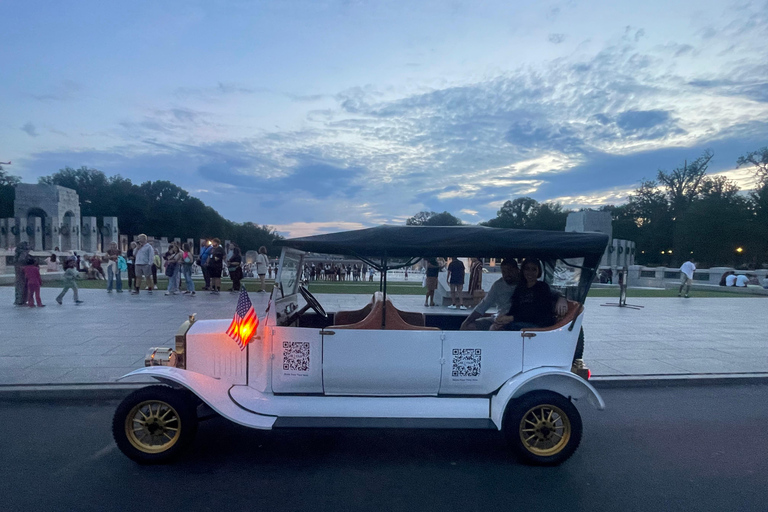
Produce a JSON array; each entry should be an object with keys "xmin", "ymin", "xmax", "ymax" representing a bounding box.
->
[{"xmin": 273, "ymin": 417, "xmax": 496, "ymax": 429}]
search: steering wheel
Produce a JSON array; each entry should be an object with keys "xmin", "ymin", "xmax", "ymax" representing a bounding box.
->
[{"xmin": 299, "ymin": 285, "xmax": 327, "ymax": 318}]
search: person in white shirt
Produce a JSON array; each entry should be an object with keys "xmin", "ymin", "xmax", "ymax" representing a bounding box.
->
[
  {"xmin": 678, "ymin": 259, "xmax": 696, "ymax": 298},
  {"xmin": 725, "ymin": 273, "xmax": 737, "ymax": 287},
  {"xmin": 734, "ymin": 274, "xmax": 749, "ymax": 287},
  {"xmin": 460, "ymin": 259, "xmax": 567, "ymax": 330},
  {"xmin": 132, "ymin": 234, "xmax": 155, "ymax": 295}
]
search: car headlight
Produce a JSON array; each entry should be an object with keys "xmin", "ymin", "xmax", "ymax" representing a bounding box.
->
[{"xmin": 145, "ymin": 347, "xmax": 178, "ymax": 367}]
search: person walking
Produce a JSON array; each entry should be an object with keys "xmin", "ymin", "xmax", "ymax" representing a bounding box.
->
[
  {"xmin": 24, "ymin": 257, "xmax": 45, "ymax": 307},
  {"xmin": 228, "ymin": 246, "xmax": 243, "ymax": 292},
  {"xmin": 117, "ymin": 253, "xmax": 127, "ymax": 291},
  {"xmin": 678, "ymin": 258, "xmax": 696, "ymax": 298},
  {"xmin": 152, "ymin": 249, "xmax": 162, "ymax": 287},
  {"xmin": 446, "ymin": 257, "xmax": 467, "ymax": 310},
  {"xmin": 14, "ymin": 241, "xmax": 31, "ymax": 306},
  {"xmin": 56, "ymin": 259, "xmax": 84, "ymax": 305},
  {"xmin": 106, "ymin": 241, "xmax": 122, "ymax": 293},
  {"xmin": 180, "ymin": 243, "xmax": 195, "ymax": 296},
  {"xmin": 132, "ymin": 235, "xmax": 155, "ymax": 295},
  {"xmin": 126, "ymin": 241, "xmax": 137, "ymax": 290},
  {"xmin": 164, "ymin": 243, "xmax": 182, "ymax": 295},
  {"xmin": 255, "ymin": 246, "xmax": 269, "ymax": 292},
  {"xmin": 207, "ymin": 238, "xmax": 225, "ymax": 294},
  {"xmin": 198, "ymin": 242, "xmax": 213, "ymax": 291}
]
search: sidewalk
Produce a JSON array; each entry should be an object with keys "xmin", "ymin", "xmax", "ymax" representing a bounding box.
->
[{"xmin": 0, "ymin": 287, "xmax": 766, "ymax": 386}]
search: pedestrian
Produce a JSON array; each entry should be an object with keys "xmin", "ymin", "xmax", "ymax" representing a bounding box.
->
[
  {"xmin": 90, "ymin": 254, "xmax": 106, "ymax": 280},
  {"xmin": 164, "ymin": 243, "xmax": 182, "ymax": 296},
  {"xmin": 152, "ymin": 249, "xmax": 161, "ymax": 287},
  {"xmin": 106, "ymin": 241, "xmax": 122, "ymax": 293},
  {"xmin": 207, "ymin": 238, "xmax": 225, "ymax": 294},
  {"xmin": 14, "ymin": 241, "xmax": 30, "ymax": 306},
  {"xmin": 228, "ymin": 246, "xmax": 243, "ymax": 292},
  {"xmin": 117, "ymin": 253, "xmax": 127, "ymax": 290},
  {"xmin": 180, "ymin": 243, "xmax": 195, "ymax": 296},
  {"xmin": 423, "ymin": 257, "xmax": 440, "ymax": 307},
  {"xmin": 446, "ymin": 257, "xmax": 467, "ymax": 310},
  {"xmin": 46, "ymin": 253, "xmax": 59, "ymax": 273},
  {"xmin": 678, "ymin": 258, "xmax": 696, "ymax": 298},
  {"xmin": 132, "ymin": 234, "xmax": 155, "ymax": 295},
  {"xmin": 56, "ymin": 259, "xmax": 84, "ymax": 305},
  {"xmin": 468, "ymin": 257, "xmax": 484, "ymax": 298},
  {"xmin": 255, "ymin": 246, "xmax": 269, "ymax": 292},
  {"xmin": 198, "ymin": 242, "xmax": 213, "ymax": 291},
  {"xmin": 126, "ymin": 241, "xmax": 137, "ymax": 290},
  {"xmin": 24, "ymin": 257, "xmax": 45, "ymax": 307}
]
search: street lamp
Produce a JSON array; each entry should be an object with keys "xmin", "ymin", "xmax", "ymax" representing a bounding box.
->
[{"xmin": 736, "ymin": 247, "xmax": 744, "ymax": 254}]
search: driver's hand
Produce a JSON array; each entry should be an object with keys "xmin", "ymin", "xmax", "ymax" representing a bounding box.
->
[{"xmin": 555, "ymin": 297, "xmax": 568, "ymax": 316}]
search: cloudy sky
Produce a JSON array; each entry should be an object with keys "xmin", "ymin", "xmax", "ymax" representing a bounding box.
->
[{"xmin": 2, "ymin": 0, "xmax": 767, "ymax": 237}]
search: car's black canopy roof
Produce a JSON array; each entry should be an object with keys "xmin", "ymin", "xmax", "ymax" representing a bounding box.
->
[{"xmin": 277, "ymin": 225, "xmax": 608, "ymax": 264}]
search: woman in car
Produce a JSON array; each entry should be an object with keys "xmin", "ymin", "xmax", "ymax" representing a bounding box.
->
[{"xmin": 491, "ymin": 258, "xmax": 555, "ymax": 331}]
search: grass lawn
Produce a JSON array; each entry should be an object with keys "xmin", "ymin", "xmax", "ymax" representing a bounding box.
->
[{"xmin": 25, "ymin": 277, "xmax": 764, "ymax": 298}]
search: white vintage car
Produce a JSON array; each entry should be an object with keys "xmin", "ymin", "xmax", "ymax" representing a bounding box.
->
[{"xmin": 113, "ymin": 225, "xmax": 609, "ymax": 466}]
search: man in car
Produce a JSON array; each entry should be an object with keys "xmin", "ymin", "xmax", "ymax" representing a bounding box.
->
[{"xmin": 460, "ymin": 259, "xmax": 568, "ymax": 331}]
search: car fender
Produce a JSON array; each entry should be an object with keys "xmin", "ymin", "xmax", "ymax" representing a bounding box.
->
[
  {"xmin": 490, "ymin": 368, "xmax": 605, "ymax": 429},
  {"xmin": 118, "ymin": 367, "xmax": 276, "ymax": 430}
]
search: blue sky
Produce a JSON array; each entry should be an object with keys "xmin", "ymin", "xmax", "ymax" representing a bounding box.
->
[{"xmin": 2, "ymin": 0, "xmax": 767, "ymax": 237}]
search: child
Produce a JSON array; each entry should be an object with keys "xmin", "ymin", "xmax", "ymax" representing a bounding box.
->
[
  {"xmin": 56, "ymin": 259, "xmax": 84, "ymax": 305},
  {"xmin": 24, "ymin": 257, "xmax": 45, "ymax": 307}
]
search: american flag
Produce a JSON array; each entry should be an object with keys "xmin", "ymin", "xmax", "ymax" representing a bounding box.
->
[{"xmin": 226, "ymin": 288, "xmax": 259, "ymax": 350}]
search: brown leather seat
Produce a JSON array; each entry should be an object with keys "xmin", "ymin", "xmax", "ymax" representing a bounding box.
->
[
  {"xmin": 523, "ymin": 300, "xmax": 583, "ymax": 332},
  {"xmin": 330, "ymin": 292, "xmax": 438, "ymax": 331}
]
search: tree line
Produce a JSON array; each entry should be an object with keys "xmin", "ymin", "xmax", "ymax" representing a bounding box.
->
[
  {"xmin": 406, "ymin": 147, "xmax": 768, "ymax": 268},
  {"xmin": 0, "ymin": 166, "xmax": 282, "ymax": 254}
]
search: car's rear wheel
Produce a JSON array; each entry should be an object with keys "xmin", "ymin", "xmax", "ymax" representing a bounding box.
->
[
  {"xmin": 504, "ymin": 391, "xmax": 582, "ymax": 466},
  {"xmin": 113, "ymin": 385, "xmax": 198, "ymax": 464}
]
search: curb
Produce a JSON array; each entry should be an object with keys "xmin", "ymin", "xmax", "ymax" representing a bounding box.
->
[
  {"xmin": 590, "ymin": 373, "xmax": 768, "ymax": 388},
  {"xmin": 0, "ymin": 383, "xmax": 148, "ymax": 402},
  {"xmin": 1, "ymin": 373, "xmax": 767, "ymax": 402}
]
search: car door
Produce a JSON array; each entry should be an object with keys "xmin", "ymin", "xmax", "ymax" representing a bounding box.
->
[{"xmin": 321, "ymin": 329, "xmax": 443, "ymax": 396}]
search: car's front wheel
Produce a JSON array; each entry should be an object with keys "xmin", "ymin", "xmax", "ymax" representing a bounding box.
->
[
  {"xmin": 112, "ymin": 385, "xmax": 198, "ymax": 464},
  {"xmin": 504, "ymin": 391, "xmax": 582, "ymax": 466}
]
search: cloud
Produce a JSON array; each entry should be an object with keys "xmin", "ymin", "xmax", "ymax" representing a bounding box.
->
[
  {"xmin": 21, "ymin": 122, "xmax": 38, "ymax": 137},
  {"xmin": 548, "ymin": 33, "xmax": 565, "ymax": 44},
  {"xmin": 29, "ymin": 80, "xmax": 83, "ymax": 102},
  {"xmin": 271, "ymin": 221, "xmax": 367, "ymax": 238}
]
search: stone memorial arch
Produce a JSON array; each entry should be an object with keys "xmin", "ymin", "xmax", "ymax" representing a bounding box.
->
[{"xmin": 13, "ymin": 184, "xmax": 81, "ymax": 251}]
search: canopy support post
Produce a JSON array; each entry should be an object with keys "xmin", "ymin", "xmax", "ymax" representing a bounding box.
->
[{"xmin": 381, "ymin": 254, "xmax": 388, "ymax": 329}]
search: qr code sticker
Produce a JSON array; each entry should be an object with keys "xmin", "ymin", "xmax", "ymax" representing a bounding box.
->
[
  {"xmin": 452, "ymin": 348, "xmax": 481, "ymax": 378},
  {"xmin": 283, "ymin": 341, "xmax": 310, "ymax": 372}
]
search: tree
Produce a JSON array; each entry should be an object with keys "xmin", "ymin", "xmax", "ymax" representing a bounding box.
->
[
  {"xmin": 737, "ymin": 146, "xmax": 768, "ymax": 185},
  {"xmin": 405, "ymin": 211, "xmax": 463, "ymax": 226},
  {"xmin": 620, "ymin": 180, "xmax": 673, "ymax": 265},
  {"xmin": 656, "ymin": 150, "xmax": 713, "ymax": 263},
  {"xmin": 0, "ymin": 164, "xmax": 20, "ymax": 217},
  {"xmin": 482, "ymin": 197, "xmax": 538, "ymax": 228}
]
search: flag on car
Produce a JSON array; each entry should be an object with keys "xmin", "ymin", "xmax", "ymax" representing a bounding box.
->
[{"xmin": 226, "ymin": 288, "xmax": 258, "ymax": 350}]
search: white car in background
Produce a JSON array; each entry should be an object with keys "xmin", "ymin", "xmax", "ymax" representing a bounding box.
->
[{"xmin": 113, "ymin": 225, "xmax": 608, "ymax": 466}]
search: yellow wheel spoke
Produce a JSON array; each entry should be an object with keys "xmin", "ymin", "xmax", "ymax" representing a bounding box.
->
[
  {"xmin": 521, "ymin": 428, "xmax": 536, "ymax": 433},
  {"xmin": 546, "ymin": 408, "xmax": 554, "ymax": 422},
  {"xmin": 163, "ymin": 432, "xmax": 174, "ymax": 441}
]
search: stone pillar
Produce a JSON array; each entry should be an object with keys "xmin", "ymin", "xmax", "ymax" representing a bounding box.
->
[
  {"xmin": 101, "ymin": 217, "xmax": 118, "ymax": 251},
  {"xmin": 81, "ymin": 216, "xmax": 98, "ymax": 253},
  {"xmin": 0, "ymin": 218, "xmax": 8, "ymax": 249},
  {"xmin": 186, "ymin": 238, "xmax": 194, "ymax": 252},
  {"xmin": 30, "ymin": 217, "xmax": 43, "ymax": 250},
  {"xmin": 46, "ymin": 216, "xmax": 61, "ymax": 251},
  {"xmin": 119, "ymin": 234, "xmax": 129, "ymax": 252},
  {"xmin": 16, "ymin": 217, "xmax": 29, "ymax": 247}
]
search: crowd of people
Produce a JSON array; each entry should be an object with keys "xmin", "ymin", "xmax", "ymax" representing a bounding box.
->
[
  {"xmin": 12, "ymin": 236, "xmax": 272, "ymax": 307},
  {"xmin": 302, "ymin": 262, "xmax": 372, "ymax": 282}
]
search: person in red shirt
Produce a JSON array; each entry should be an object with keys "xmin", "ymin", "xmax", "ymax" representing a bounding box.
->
[{"xmin": 24, "ymin": 258, "xmax": 45, "ymax": 307}]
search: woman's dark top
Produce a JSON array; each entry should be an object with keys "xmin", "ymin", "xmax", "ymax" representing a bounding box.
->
[
  {"xmin": 425, "ymin": 259, "xmax": 440, "ymax": 277},
  {"xmin": 208, "ymin": 246, "xmax": 225, "ymax": 270},
  {"xmin": 508, "ymin": 281, "xmax": 555, "ymax": 327}
]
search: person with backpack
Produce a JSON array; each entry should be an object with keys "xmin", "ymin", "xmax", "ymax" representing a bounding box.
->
[
  {"xmin": 180, "ymin": 242, "xmax": 196, "ymax": 296},
  {"xmin": 198, "ymin": 242, "xmax": 213, "ymax": 291}
]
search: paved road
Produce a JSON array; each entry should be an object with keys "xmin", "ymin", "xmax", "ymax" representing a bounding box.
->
[{"xmin": 1, "ymin": 383, "xmax": 766, "ymax": 512}]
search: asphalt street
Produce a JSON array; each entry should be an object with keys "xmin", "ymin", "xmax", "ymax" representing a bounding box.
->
[{"xmin": 2, "ymin": 383, "xmax": 766, "ymax": 512}]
